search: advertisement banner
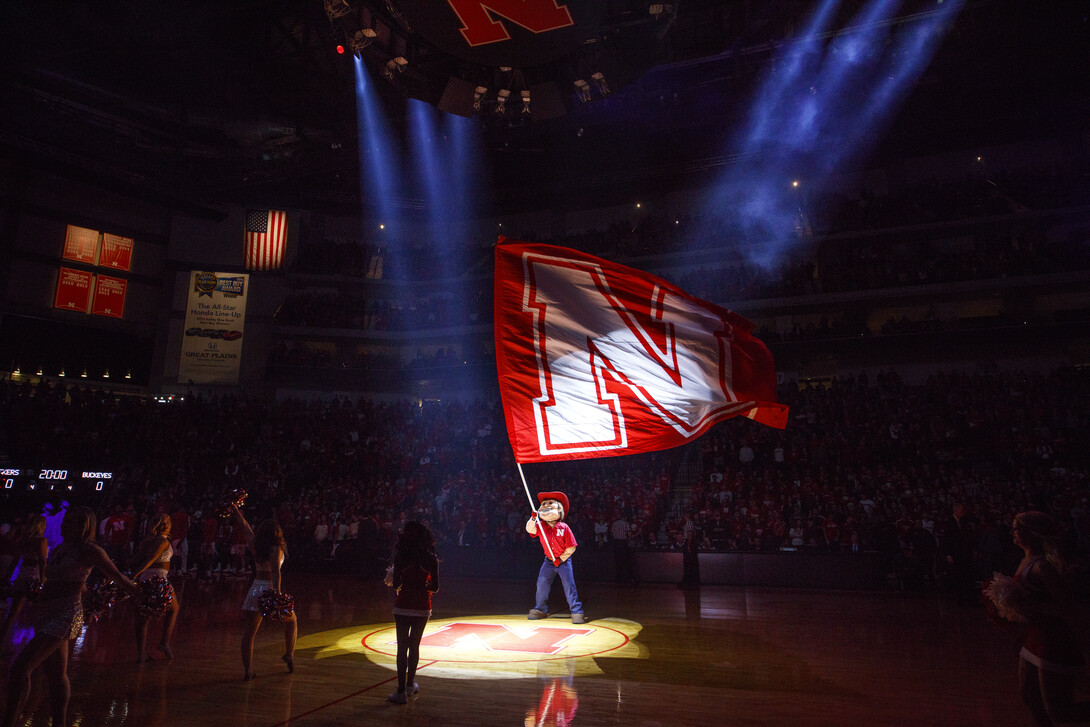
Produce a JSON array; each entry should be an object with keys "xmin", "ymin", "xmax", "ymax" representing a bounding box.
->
[
  {"xmin": 54, "ymin": 267, "xmax": 94, "ymax": 312},
  {"xmin": 91, "ymin": 274, "xmax": 127, "ymax": 318},
  {"xmin": 178, "ymin": 271, "xmax": 249, "ymax": 384}
]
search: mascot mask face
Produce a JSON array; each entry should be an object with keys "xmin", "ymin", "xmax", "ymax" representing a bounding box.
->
[{"xmin": 538, "ymin": 499, "xmax": 564, "ymax": 523}]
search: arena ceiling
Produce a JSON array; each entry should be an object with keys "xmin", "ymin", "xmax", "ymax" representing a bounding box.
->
[{"xmin": 0, "ymin": 1, "xmax": 1087, "ymax": 217}]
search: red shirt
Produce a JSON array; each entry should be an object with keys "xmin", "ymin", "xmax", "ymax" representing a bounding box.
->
[
  {"xmin": 533, "ymin": 521, "xmax": 577, "ymax": 559},
  {"xmin": 392, "ymin": 554, "xmax": 439, "ymax": 615}
]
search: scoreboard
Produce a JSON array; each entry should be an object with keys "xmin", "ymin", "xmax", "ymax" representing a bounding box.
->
[{"xmin": 0, "ymin": 468, "xmax": 114, "ymax": 495}]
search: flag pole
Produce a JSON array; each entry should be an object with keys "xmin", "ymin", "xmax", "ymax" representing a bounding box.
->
[{"xmin": 517, "ymin": 461, "xmax": 556, "ymax": 562}]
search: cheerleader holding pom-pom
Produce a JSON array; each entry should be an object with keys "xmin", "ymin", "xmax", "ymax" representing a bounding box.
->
[
  {"xmin": 2, "ymin": 507, "xmax": 143, "ymax": 727},
  {"xmin": 229, "ymin": 503, "xmax": 296, "ymax": 681},
  {"xmin": 131, "ymin": 514, "xmax": 180, "ymax": 661},
  {"xmin": 1005, "ymin": 511, "xmax": 1090, "ymax": 726}
]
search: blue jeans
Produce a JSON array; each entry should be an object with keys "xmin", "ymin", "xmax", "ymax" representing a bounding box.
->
[{"xmin": 535, "ymin": 558, "xmax": 583, "ymax": 614}]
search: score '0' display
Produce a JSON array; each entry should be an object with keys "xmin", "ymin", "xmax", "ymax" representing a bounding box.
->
[{"xmin": 1, "ymin": 468, "xmax": 113, "ymax": 495}]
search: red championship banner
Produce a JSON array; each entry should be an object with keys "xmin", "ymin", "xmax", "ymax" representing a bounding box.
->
[
  {"xmin": 91, "ymin": 274, "xmax": 127, "ymax": 319},
  {"xmin": 494, "ymin": 241, "xmax": 787, "ymax": 463},
  {"xmin": 54, "ymin": 267, "xmax": 94, "ymax": 312},
  {"xmin": 63, "ymin": 225, "xmax": 99, "ymax": 264},
  {"xmin": 100, "ymin": 233, "xmax": 134, "ymax": 271}
]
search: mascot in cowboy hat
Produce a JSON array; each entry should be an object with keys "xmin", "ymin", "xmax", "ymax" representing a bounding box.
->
[{"xmin": 526, "ymin": 491, "xmax": 586, "ymax": 624}]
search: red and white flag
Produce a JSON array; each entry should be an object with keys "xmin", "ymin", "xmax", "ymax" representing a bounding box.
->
[
  {"xmin": 494, "ymin": 240, "xmax": 787, "ymax": 463},
  {"xmin": 244, "ymin": 209, "xmax": 287, "ymax": 271}
]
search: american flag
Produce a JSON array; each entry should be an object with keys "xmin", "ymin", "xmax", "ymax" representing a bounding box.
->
[{"xmin": 244, "ymin": 209, "xmax": 287, "ymax": 271}]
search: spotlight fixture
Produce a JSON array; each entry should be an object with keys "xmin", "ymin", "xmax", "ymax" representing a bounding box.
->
[
  {"xmin": 473, "ymin": 85, "xmax": 488, "ymax": 112},
  {"xmin": 520, "ymin": 90, "xmax": 531, "ymax": 115},
  {"xmin": 80, "ymin": 368, "xmax": 88, "ymax": 378},
  {"xmin": 125, "ymin": 370, "xmax": 132, "ymax": 380},
  {"xmin": 495, "ymin": 89, "xmax": 510, "ymax": 115},
  {"xmin": 574, "ymin": 79, "xmax": 592, "ymax": 103},
  {"xmin": 383, "ymin": 56, "xmax": 408, "ymax": 80},
  {"xmin": 103, "ymin": 369, "xmax": 110, "ymax": 379},
  {"xmin": 59, "ymin": 368, "xmax": 66, "ymax": 377},
  {"xmin": 351, "ymin": 28, "xmax": 377, "ymax": 56},
  {"xmin": 324, "ymin": 0, "xmax": 351, "ymax": 20},
  {"xmin": 591, "ymin": 72, "xmax": 610, "ymax": 96}
]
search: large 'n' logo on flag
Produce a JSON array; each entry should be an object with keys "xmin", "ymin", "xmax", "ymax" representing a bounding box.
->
[
  {"xmin": 524, "ymin": 253, "xmax": 741, "ymax": 454},
  {"xmin": 417, "ymin": 622, "xmax": 593, "ymax": 655},
  {"xmin": 446, "ymin": 0, "xmax": 575, "ymax": 47},
  {"xmin": 495, "ymin": 242, "xmax": 787, "ymax": 463}
]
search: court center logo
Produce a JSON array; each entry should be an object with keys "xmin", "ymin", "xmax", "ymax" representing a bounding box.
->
[{"xmin": 303, "ymin": 615, "xmax": 645, "ymax": 679}]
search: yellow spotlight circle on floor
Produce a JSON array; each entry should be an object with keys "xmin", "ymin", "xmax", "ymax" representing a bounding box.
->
[{"xmin": 307, "ymin": 615, "xmax": 646, "ymax": 679}]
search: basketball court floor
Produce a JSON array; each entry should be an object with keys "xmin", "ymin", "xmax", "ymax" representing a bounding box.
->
[{"xmin": 1, "ymin": 572, "xmax": 1081, "ymax": 726}]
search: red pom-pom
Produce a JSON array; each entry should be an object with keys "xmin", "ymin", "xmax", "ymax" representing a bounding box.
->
[
  {"xmin": 135, "ymin": 576, "xmax": 174, "ymax": 619},
  {"xmin": 83, "ymin": 580, "xmax": 122, "ymax": 623},
  {"xmin": 259, "ymin": 589, "xmax": 294, "ymax": 621}
]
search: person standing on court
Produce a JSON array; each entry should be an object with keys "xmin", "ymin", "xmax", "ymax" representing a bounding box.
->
[
  {"xmin": 611, "ymin": 510, "xmax": 636, "ymax": 585},
  {"xmin": 385, "ymin": 520, "xmax": 440, "ymax": 705},
  {"xmin": 940, "ymin": 502, "xmax": 975, "ymax": 604},
  {"xmin": 526, "ymin": 491, "xmax": 586, "ymax": 624}
]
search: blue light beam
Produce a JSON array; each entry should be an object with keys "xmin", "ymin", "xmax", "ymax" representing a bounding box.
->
[
  {"xmin": 354, "ymin": 56, "xmax": 403, "ymax": 225},
  {"xmin": 696, "ymin": 0, "xmax": 964, "ymax": 269}
]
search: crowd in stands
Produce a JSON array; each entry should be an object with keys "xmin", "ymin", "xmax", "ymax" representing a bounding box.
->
[
  {"xmin": 288, "ymin": 153, "xmax": 1090, "ymax": 285},
  {"xmin": 269, "ymin": 227, "xmax": 1086, "ymax": 373},
  {"xmin": 274, "ymin": 291, "xmax": 489, "ymax": 332},
  {"xmin": 271, "ymin": 234, "xmax": 1083, "ymax": 360},
  {"xmin": 275, "ymin": 159, "xmax": 1090, "ymax": 347},
  {"xmin": 266, "ymin": 344, "xmax": 491, "ymax": 373},
  {"xmin": 2, "ymin": 364, "xmax": 1088, "ymax": 593}
]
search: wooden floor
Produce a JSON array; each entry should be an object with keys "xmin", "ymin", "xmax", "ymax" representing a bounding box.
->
[{"xmin": 1, "ymin": 571, "xmax": 1086, "ymax": 727}]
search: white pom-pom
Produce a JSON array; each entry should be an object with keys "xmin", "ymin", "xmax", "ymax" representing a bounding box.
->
[{"xmin": 983, "ymin": 573, "xmax": 1028, "ymax": 623}]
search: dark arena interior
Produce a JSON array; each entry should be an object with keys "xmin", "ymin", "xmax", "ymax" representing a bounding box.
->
[{"xmin": 1, "ymin": 2, "xmax": 1089, "ymax": 726}]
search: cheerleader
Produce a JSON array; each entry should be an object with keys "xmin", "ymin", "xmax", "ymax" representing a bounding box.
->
[
  {"xmin": 131, "ymin": 513, "xmax": 180, "ymax": 661},
  {"xmin": 2, "ymin": 506, "xmax": 141, "ymax": 727},
  {"xmin": 0, "ymin": 515, "xmax": 48, "ymax": 648},
  {"xmin": 1008, "ymin": 511, "xmax": 1090, "ymax": 726},
  {"xmin": 229, "ymin": 504, "xmax": 296, "ymax": 680}
]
